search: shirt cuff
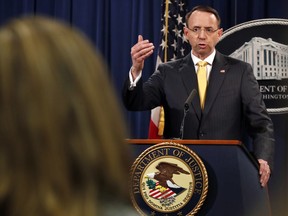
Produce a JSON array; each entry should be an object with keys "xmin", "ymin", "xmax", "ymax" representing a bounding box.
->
[{"xmin": 129, "ymin": 67, "xmax": 142, "ymax": 90}]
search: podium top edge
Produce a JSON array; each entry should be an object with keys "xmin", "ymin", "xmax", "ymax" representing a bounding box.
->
[{"xmin": 126, "ymin": 139, "xmax": 242, "ymax": 145}]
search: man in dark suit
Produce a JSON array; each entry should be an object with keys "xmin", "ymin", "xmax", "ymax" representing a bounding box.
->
[{"xmin": 122, "ymin": 5, "xmax": 274, "ymax": 187}]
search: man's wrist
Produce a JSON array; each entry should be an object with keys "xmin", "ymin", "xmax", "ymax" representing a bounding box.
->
[
  {"xmin": 131, "ymin": 66, "xmax": 140, "ymax": 80},
  {"xmin": 129, "ymin": 66, "xmax": 142, "ymax": 90}
]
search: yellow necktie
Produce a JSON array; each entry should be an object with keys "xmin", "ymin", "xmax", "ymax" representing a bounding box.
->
[{"xmin": 197, "ymin": 61, "xmax": 208, "ymax": 109}]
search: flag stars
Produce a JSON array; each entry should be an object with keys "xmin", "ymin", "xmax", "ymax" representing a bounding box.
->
[
  {"xmin": 172, "ymin": 25, "xmax": 178, "ymax": 33},
  {"xmin": 180, "ymin": 47, "xmax": 185, "ymax": 56},
  {"xmin": 176, "ymin": 14, "xmax": 183, "ymax": 25},
  {"xmin": 171, "ymin": 54, "xmax": 177, "ymax": 61},
  {"xmin": 160, "ymin": 39, "xmax": 168, "ymax": 50},
  {"xmin": 171, "ymin": 39, "xmax": 177, "ymax": 51},
  {"xmin": 161, "ymin": 24, "xmax": 168, "ymax": 35},
  {"xmin": 178, "ymin": 1, "xmax": 185, "ymax": 11},
  {"xmin": 164, "ymin": 11, "xmax": 171, "ymax": 20},
  {"xmin": 182, "ymin": 35, "xmax": 188, "ymax": 44},
  {"xmin": 158, "ymin": 0, "xmax": 190, "ymax": 62},
  {"xmin": 176, "ymin": 28, "xmax": 182, "ymax": 38},
  {"xmin": 172, "ymin": 26, "xmax": 182, "ymax": 38}
]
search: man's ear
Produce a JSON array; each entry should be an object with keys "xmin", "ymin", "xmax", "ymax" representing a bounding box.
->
[
  {"xmin": 217, "ymin": 28, "xmax": 223, "ymax": 37},
  {"xmin": 183, "ymin": 27, "xmax": 189, "ymax": 41}
]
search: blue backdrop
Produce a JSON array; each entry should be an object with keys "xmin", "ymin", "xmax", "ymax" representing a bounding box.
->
[{"xmin": 0, "ymin": 0, "xmax": 287, "ymax": 215}]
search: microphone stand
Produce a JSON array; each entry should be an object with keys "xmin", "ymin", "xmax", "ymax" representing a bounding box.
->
[
  {"xmin": 179, "ymin": 104, "xmax": 189, "ymax": 139},
  {"xmin": 178, "ymin": 89, "xmax": 197, "ymax": 139}
]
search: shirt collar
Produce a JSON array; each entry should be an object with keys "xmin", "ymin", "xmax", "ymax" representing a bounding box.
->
[{"xmin": 191, "ymin": 49, "xmax": 216, "ymax": 66}]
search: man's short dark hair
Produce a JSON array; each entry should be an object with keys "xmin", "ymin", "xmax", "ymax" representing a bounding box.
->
[{"xmin": 185, "ymin": 5, "xmax": 221, "ymax": 28}]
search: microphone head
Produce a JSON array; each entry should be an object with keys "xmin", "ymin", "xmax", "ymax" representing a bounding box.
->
[
  {"xmin": 184, "ymin": 89, "xmax": 197, "ymax": 111},
  {"xmin": 184, "ymin": 103, "xmax": 190, "ymax": 111}
]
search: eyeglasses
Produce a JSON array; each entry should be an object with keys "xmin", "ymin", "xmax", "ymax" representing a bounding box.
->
[{"xmin": 187, "ymin": 27, "xmax": 219, "ymax": 35}]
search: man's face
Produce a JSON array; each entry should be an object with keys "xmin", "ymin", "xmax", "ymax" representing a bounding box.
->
[{"xmin": 184, "ymin": 10, "xmax": 223, "ymax": 59}]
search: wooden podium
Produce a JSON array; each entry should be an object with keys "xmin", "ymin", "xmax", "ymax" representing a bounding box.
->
[{"xmin": 127, "ymin": 139, "xmax": 271, "ymax": 216}]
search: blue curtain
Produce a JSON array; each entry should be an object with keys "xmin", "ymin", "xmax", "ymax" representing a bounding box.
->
[{"xmin": 0, "ymin": 0, "xmax": 287, "ymax": 214}]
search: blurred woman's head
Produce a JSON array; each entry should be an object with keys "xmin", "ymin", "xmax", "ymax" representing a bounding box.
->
[{"xmin": 0, "ymin": 16, "xmax": 131, "ymax": 216}]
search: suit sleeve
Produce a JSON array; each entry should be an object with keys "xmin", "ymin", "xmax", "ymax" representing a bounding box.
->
[
  {"xmin": 241, "ymin": 63, "xmax": 275, "ymax": 168},
  {"xmin": 122, "ymin": 66, "xmax": 165, "ymax": 111}
]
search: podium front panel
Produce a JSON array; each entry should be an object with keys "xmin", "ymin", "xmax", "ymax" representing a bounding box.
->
[{"xmin": 128, "ymin": 140, "xmax": 271, "ymax": 216}]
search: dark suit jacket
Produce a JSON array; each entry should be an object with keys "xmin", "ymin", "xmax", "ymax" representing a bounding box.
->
[{"xmin": 123, "ymin": 51, "xmax": 275, "ymax": 165}]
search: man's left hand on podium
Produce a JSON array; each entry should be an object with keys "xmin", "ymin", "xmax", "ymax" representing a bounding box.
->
[{"xmin": 258, "ymin": 159, "xmax": 271, "ymax": 187}]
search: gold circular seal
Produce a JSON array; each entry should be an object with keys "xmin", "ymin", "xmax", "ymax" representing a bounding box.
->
[{"xmin": 130, "ymin": 142, "xmax": 208, "ymax": 215}]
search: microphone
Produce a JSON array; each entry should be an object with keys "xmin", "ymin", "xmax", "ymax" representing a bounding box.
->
[
  {"xmin": 179, "ymin": 89, "xmax": 197, "ymax": 139},
  {"xmin": 184, "ymin": 89, "xmax": 197, "ymax": 112}
]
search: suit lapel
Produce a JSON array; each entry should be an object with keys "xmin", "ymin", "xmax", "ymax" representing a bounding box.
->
[
  {"xmin": 180, "ymin": 55, "xmax": 202, "ymax": 120},
  {"xmin": 203, "ymin": 52, "xmax": 228, "ymax": 115}
]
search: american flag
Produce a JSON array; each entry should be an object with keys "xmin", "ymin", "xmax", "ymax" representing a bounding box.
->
[{"xmin": 148, "ymin": 0, "xmax": 191, "ymax": 138}]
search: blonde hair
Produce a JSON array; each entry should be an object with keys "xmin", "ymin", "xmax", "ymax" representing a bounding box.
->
[{"xmin": 0, "ymin": 16, "xmax": 131, "ymax": 216}]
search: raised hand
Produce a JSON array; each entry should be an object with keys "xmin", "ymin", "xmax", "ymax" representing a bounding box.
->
[{"xmin": 130, "ymin": 35, "xmax": 154, "ymax": 79}]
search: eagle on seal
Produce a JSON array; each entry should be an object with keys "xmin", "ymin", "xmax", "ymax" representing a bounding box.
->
[{"xmin": 152, "ymin": 161, "xmax": 190, "ymax": 188}]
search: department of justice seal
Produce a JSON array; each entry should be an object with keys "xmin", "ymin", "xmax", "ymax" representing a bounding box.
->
[
  {"xmin": 217, "ymin": 18, "xmax": 288, "ymax": 114},
  {"xmin": 130, "ymin": 142, "xmax": 208, "ymax": 216}
]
